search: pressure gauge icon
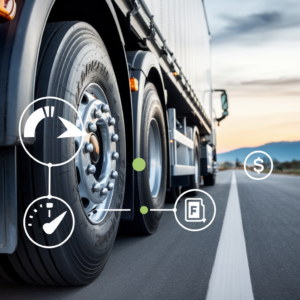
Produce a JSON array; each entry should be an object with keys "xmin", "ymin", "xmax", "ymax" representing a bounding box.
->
[{"xmin": 23, "ymin": 196, "xmax": 75, "ymax": 249}]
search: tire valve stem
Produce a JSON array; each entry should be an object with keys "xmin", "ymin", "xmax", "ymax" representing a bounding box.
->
[{"xmin": 46, "ymin": 203, "xmax": 53, "ymax": 218}]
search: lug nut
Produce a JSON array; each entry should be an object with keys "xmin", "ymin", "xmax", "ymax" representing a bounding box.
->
[
  {"xmin": 88, "ymin": 122, "xmax": 97, "ymax": 133},
  {"xmin": 107, "ymin": 182, "xmax": 114, "ymax": 190},
  {"xmin": 111, "ymin": 170, "xmax": 118, "ymax": 179},
  {"xmin": 101, "ymin": 188, "xmax": 108, "ymax": 196},
  {"xmin": 112, "ymin": 152, "xmax": 119, "ymax": 160},
  {"xmin": 108, "ymin": 117, "xmax": 116, "ymax": 126},
  {"xmin": 111, "ymin": 134, "xmax": 119, "ymax": 142},
  {"xmin": 93, "ymin": 183, "xmax": 101, "ymax": 192},
  {"xmin": 94, "ymin": 109, "xmax": 102, "ymax": 119},
  {"xmin": 87, "ymin": 164, "xmax": 96, "ymax": 175},
  {"xmin": 102, "ymin": 104, "xmax": 109, "ymax": 113},
  {"xmin": 85, "ymin": 143, "xmax": 94, "ymax": 153}
]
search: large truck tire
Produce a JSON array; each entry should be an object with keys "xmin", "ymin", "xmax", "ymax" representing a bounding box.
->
[
  {"xmin": 0, "ymin": 22, "xmax": 126, "ymax": 285},
  {"xmin": 120, "ymin": 82, "xmax": 167, "ymax": 235}
]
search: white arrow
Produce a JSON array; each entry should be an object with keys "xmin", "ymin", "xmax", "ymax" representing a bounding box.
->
[{"xmin": 57, "ymin": 117, "xmax": 84, "ymax": 139}]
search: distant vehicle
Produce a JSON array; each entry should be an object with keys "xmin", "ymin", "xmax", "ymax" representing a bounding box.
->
[{"xmin": 0, "ymin": 0, "xmax": 228, "ymax": 285}]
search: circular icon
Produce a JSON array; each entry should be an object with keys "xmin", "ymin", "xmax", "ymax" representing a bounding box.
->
[
  {"xmin": 19, "ymin": 97, "xmax": 84, "ymax": 167},
  {"xmin": 23, "ymin": 196, "xmax": 75, "ymax": 249},
  {"xmin": 174, "ymin": 189, "xmax": 216, "ymax": 232},
  {"xmin": 244, "ymin": 151, "xmax": 273, "ymax": 180}
]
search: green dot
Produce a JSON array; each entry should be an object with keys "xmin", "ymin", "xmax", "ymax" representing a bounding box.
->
[
  {"xmin": 132, "ymin": 158, "xmax": 146, "ymax": 171},
  {"xmin": 140, "ymin": 206, "xmax": 148, "ymax": 214}
]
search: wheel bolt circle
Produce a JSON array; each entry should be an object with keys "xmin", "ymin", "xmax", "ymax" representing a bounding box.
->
[
  {"xmin": 107, "ymin": 182, "xmax": 114, "ymax": 190},
  {"xmin": 94, "ymin": 109, "xmax": 102, "ymax": 119},
  {"xmin": 108, "ymin": 117, "xmax": 116, "ymax": 126},
  {"xmin": 102, "ymin": 104, "xmax": 109, "ymax": 113},
  {"xmin": 111, "ymin": 134, "xmax": 119, "ymax": 142},
  {"xmin": 85, "ymin": 143, "xmax": 94, "ymax": 153},
  {"xmin": 93, "ymin": 183, "xmax": 101, "ymax": 192},
  {"xmin": 111, "ymin": 170, "xmax": 118, "ymax": 179},
  {"xmin": 88, "ymin": 122, "xmax": 97, "ymax": 133},
  {"xmin": 112, "ymin": 152, "xmax": 119, "ymax": 160},
  {"xmin": 87, "ymin": 164, "xmax": 96, "ymax": 175},
  {"xmin": 101, "ymin": 188, "xmax": 108, "ymax": 196}
]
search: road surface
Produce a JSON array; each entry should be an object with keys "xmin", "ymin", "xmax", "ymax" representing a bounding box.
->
[{"xmin": 1, "ymin": 170, "xmax": 300, "ymax": 300}]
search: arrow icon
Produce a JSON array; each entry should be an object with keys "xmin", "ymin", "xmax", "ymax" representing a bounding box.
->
[{"xmin": 57, "ymin": 117, "xmax": 84, "ymax": 139}]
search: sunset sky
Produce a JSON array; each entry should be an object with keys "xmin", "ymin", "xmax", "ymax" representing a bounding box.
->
[{"xmin": 205, "ymin": 0, "xmax": 300, "ymax": 153}]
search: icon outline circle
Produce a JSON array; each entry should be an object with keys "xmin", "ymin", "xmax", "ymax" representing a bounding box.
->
[
  {"xmin": 18, "ymin": 96, "xmax": 84, "ymax": 167},
  {"xmin": 244, "ymin": 151, "xmax": 273, "ymax": 180},
  {"xmin": 23, "ymin": 196, "xmax": 75, "ymax": 249},
  {"xmin": 174, "ymin": 189, "xmax": 216, "ymax": 232}
]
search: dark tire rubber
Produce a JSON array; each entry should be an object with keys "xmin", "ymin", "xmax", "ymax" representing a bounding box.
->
[
  {"xmin": 165, "ymin": 186, "xmax": 180, "ymax": 203},
  {"xmin": 203, "ymin": 174, "xmax": 216, "ymax": 186},
  {"xmin": 120, "ymin": 82, "xmax": 167, "ymax": 235},
  {"xmin": 0, "ymin": 22, "xmax": 126, "ymax": 286}
]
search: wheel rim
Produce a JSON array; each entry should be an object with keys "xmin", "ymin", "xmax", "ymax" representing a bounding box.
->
[
  {"xmin": 75, "ymin": 83, "xmax": 118, "ymax": 224},
  {"xmin": 148, "ymin": 118, "xmax": 162, "ymax": 197},
  {"xmin": 195, "ymin": 149, "xmax": 199, "ymax": 184}
]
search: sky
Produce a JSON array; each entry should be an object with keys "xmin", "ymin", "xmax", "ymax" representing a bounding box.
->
[{"xmin": 205, "ymin": 0, "xmax": 300, "ymax": 153}]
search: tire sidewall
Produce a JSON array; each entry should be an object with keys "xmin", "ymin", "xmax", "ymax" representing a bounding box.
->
[{"xmin": 138, "ymin": 82, "xmax": 167, "ymax": 232}]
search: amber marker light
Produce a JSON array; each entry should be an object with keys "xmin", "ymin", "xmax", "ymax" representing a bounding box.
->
[
  {"xmin": 0, "ymin": 0, "xmax": 16, "ymax": 23},
  {"xmin": 170, "ymin": 139, "xmax": 174, "ymax": 143},
  {"xmin": 173, "ymin": 71, "xmax": 178, "ymax": 76},
  {"xmin": 130, "ymin": 77, "xmax": 139, "ymax": 92}
]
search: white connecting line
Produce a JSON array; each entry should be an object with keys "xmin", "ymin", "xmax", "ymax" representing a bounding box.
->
[{"xmin": 150, "ymin": 208, "xmax": 176, "ymax": 212}]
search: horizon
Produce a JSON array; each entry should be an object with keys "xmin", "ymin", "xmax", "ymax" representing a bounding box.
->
[{"xmin": 218, "ymin": 140, "xmax": 300, "ymax": 155}]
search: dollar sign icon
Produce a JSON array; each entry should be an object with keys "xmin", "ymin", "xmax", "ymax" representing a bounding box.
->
[{"xmin": 253, "ymin": 157, "xmax": 264, "ymax": 174}]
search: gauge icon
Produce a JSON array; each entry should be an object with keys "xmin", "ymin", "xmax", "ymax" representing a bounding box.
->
[{"xmin": 23, "ymin": 196, "xmax": 75, "ymax": 249}]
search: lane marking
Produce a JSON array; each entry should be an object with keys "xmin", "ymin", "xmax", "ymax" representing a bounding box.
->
[{"xmin": 206, "ymin": 171, "xmax": 254, "ymax": 300}]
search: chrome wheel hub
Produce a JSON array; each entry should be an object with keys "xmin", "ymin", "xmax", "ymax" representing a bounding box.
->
[
  {"xmin": 75, "ymin": 83, "xmax": 118, "ymax": 223},
  {"xmin": 148, "ymin": 118, "xmax": 162, "ymax": 198}
]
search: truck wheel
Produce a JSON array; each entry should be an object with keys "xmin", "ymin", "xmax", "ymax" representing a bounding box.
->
[
  {"xmin": 182, "ymin": 127, "xmax": 201, "ymax": 194},
  {"xmin": 0, "ymin": 22, "xmax": 126, "ymax": 285},
  {"xmin": 203, "ymin": 174, "xmax": 216, "ymax": 186},
  {"xmin": 120, "ymin": 82, "xmax": 167, "ymax": 234}
]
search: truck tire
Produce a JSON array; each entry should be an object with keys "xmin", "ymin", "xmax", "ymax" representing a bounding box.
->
[
  {"xmin": 181, "ymin": 127, "xmax": 201, "ymax": 196},
  {"xmin": 203, "ymin": 174, "xmax": 216, "ymax": 186},
  {"xmin": 120, "ymin": 82, "xmax": 167, "ymax": 234},
  {"xmin": 0, "ymin": 22, "xmax": 126, "ymax": 285}
]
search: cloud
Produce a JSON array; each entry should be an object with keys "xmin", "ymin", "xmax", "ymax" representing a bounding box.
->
[{"xmin": 212, "ymin": 11, "xmax": 300, "ymax": 43}]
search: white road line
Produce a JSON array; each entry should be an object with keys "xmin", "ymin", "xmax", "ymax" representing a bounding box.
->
[{"xmin": 206, "ymin": 171, "xmax": 254, "ymax": 300}]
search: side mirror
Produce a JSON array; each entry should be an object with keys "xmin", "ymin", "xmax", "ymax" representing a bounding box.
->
[
  {"xmin": 221, "ymin": 92, "xmax": 228, "ymax": 110},
  {"xmin": 214, "ymin": 89, "xmax": 229, "ymax": 125}
]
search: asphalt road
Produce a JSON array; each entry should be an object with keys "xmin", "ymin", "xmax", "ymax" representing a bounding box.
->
[{"xmin": 1, "ymin": 170, "xmax": 300, "ymax": 300}]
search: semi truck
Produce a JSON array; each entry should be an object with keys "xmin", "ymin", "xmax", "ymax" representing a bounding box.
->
[{"xmin": 0, "ymin": 0, "xmax": 228, "ymax": 285}]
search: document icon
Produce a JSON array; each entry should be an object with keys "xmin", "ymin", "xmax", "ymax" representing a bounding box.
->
[{"xmin": 185, "ymin": 198, "xmax": 206, "ymax": 222}]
